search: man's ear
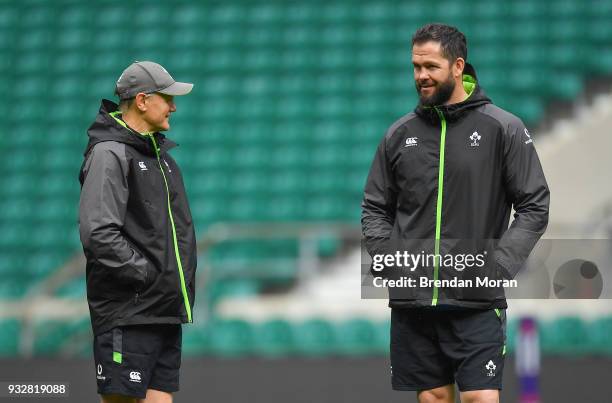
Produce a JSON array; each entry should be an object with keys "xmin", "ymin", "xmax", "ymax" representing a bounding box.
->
[
  {"xmin": 134, "ymin": 93, "xmax": 148, "ymax": 112},
  {"xmin": 453, "ymin": 58, "xmax": 465, "ymax": 79}
]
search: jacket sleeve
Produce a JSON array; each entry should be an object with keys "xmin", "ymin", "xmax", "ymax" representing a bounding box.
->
[
  {"xmin": 361, "ymin": 135, "xmax": 398, "ymax": 257},
  {"xmin": 494, "ymin": 121, "xmax": 550, "ymax": 279},
  {"xmin": 79, "ymin": 142, "xmax": 153, "ymax": 290}
]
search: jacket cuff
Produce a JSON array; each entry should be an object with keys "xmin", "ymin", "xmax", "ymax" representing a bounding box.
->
[{"xmin": 495, "ymin": 257, "xmax": 514, "ymax": 280}]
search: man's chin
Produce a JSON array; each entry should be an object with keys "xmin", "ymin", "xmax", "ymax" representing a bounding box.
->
[{"xmin": 419, "ymin": 95, "xmax": 436, "ymax": 107}]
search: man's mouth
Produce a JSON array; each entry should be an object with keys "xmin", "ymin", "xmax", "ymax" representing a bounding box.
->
[{"xmin": 420, "ymin": 85, "xmax": 434, "ymax": 93}]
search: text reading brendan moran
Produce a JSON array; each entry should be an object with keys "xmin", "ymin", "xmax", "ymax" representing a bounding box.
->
[{"xmin": 370, "ymin": 251, "xmax": 518, "ymax": 288}]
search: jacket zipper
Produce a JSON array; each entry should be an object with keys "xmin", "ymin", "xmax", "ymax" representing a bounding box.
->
[
  {"xmin": 145, "ymin": 134, "xmax": 193, "ymax": 323},
  {"xmin": 432, "ymin": 107, "xmax": 447, "ymax": 306}
]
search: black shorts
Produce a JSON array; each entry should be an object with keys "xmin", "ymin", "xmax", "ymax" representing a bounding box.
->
[
  {"xmin": 93, "ymin": 324, "xmax": 182, "ymax": 398},
  {"xmin": 390, "ymin": 307, "xmax": 506, "ymax": 392}
]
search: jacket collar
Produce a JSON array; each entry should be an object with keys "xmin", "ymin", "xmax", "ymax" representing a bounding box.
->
[{"xmin": 84, "ymin": 99, "xmax": 177, "ymax": 157}]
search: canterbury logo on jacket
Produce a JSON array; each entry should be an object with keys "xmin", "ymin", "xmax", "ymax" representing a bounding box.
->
[
  {"xmin": 79, "ymin": 100, "xmax": 196, "ymax": 335},
  {"xmin": 361, "ymin": 63, "xmax": 550, "ymax": 309}
]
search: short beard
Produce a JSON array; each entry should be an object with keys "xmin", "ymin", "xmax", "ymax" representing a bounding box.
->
[{"xmin": 416, "ymin": 74, "xmax": 456, "ymax": 107}]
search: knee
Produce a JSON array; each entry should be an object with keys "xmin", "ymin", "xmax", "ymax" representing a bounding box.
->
[
  {"xmin": 461, "ymin": 389, "xmax": 499, "ymax": 403},
  {"xmin": 418, "ymin": 387, "xmax": 454, "ymax": 403}
]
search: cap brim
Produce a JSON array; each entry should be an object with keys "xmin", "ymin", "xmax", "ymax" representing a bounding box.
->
[{"xmin": 158, "ymin": 81, "xmax": 193, "ymax": 96}]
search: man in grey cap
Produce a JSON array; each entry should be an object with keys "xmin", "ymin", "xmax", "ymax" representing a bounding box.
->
[{"xmin": 79, "ymin": 61, "xmax": 196, "ymax": 403}]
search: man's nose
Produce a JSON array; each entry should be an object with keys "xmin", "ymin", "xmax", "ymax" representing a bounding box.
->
[{"xmin": 417, "ymin": 69, "xmax": 429, "ymax": 81}]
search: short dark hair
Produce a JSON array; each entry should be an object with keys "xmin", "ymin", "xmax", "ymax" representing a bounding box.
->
[
  {"xmin": 118, "ymin": 97, "xmax": 134, "ymax": 113},
  {"xmin": 412, "ymin": 23, "xmax": 467, "ymax": 63}
]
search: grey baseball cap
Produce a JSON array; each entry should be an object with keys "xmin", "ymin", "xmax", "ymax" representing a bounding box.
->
[{"xmin": 115, "ymin": 61, "xmax": 193, "ymax": 100}]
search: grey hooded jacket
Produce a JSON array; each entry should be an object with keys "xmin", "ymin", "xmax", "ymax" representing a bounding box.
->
[{"xmin": 79, "ymin": 99, "xmax": 196, "ymax": 335}]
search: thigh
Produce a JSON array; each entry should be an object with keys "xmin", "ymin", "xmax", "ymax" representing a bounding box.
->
[
  {"xmin": 390, "ymin": 308, "xmax": 455, "ymax": 391},
  {"xmin": 148, "ymin": 325, "xmax": 182, "ymax": 394},
  {"xmin": 438, "ymin": 309, "xmax": 506, "ymax": 392}
]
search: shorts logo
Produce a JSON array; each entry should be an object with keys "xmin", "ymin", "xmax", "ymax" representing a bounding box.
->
[
  {"xmin": 96, "ymin": 364, "xmax": 106, "ymax": 381},
  {"xmin": 139, "ymin": 161, "xmax": 148, "ymax": 171},
  {"xmin": 129, "ymin": 371, "xmax": 142, "ymax": 383},
  {"xmin": 485, "ymin": 360, "xmax": 496, "ymax": 377},
  {"xmin": 524, "ymin": 128, "xmax": 533, "ymax": 144}
]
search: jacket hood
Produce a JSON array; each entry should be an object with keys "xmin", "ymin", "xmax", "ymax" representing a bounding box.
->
[
  {"xmin": 414, "ymin": 63, "xmax": 491, "ymax": 124},
  {"xmin": 84, "ymin": 99, "xmax": 176, "ymax": 156}
]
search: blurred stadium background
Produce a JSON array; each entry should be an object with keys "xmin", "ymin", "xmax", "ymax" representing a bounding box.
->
[{"xmin": 1, "ymin": 0, "xmax": 612, "ymax": 402}]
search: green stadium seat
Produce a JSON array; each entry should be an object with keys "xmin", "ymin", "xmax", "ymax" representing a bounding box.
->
[
  {"xmin": 190, "ymin": 197, "xmax": 228, "ymax": 224},
  {"xmin": 225, "ymin": 197, "xmax": 264, "ymax": 222},
  {"xmin": 588, "ymin": 1, "xmax": 612, "ymax": 17},
  {"xmin": 547, "ymin": 73, "xmax": 583, "ymax": 100},
  {"xmin": 547, "ymin": 45, "xmax": 583, "ymax": 70},
  {"xmin": 263, "ymin": 196, "xmax": 306, "ymax": 221},
  {"xmin": 307, "ymin": 171, "xmax": 345, "ymax": 194},
  {"xmin": 284, "ymin": 3, "xmax": 317, "ymax": 23},
  {"xmin": 334, "ymin": 319, "xmax": 378, "ymax": 356},
  {"xmin": 374, "ymin": 320, "xmax": 391, "ymax": 354},
  {"xmin": 357, "ymin": 3, "xmax": 395, "ymax": 22},
  {"xmin": 317, "ymin": 234, "xmax": 341, "ymax": 257},
  {"xmin": 540, "ymin": 317, "xmax": 589, "ymax": 355},
  {"xmin": 0, "ymin": 319, "xmax": 20, "ymax": 356},
  {"xmin": 182, "ymin": 324, "xmax": 210, "ymax": 355},
  {"xmin": 253, "ymin": 319, "xmax": 295, "ymax": 356},
  {"xmin": 547, "ymin": 20, "xmax": 583, "ymax": 44},
  {"xmin": 57, "ymin": 6, "xmax": 91, "ymax": 27},
  {"xmin": 294, "ymin": 319, "xmax": 336, "ymax": 356},
  {"xmin": 590, "ymin": 48, "xmax": 612, "ymax": 74},
  {"xmin": 506, "ymin": 319, "xmax": 518, "ymax": 355},
  {"xmin": 188, "ymin": 172, "xmax": 230, "ymax": 195},
  {"xmin": 95, "ymin": 5, "xmax": 131, "ymax": 27},
  {"xmin": 587, "ymin": 19, "xmax": 612, "ymax": 44},
  {"xmin": 25, "ymin": 252, "xmax": 67, "ymax": 278},
  {"xmin": 269, "ymin": 146, "xmax": 310, "ymax": 169},
  {"xmin": 19, "ymin": 29, "xmax": 51, "ymax": 51},
  {"xmin": 55, "ymin": 277, "xmax": 86, "ymax": 299},
  {"xmin": 551, "ymin": 0, "xmax": 584, "ymax": 18},
  {"xmin": 0, "ymin": 278, "xmax": 29, "ymax": 299},
  {"xmin": 18, "ymin": 6, "xmax": 54, "ymax": 29},
  {"xmin": 0, "ymin": 223, "xmax": 31, "ymax": 250},
  {"xmin": 208, "ymin": 4, "xmax": 245, "ymax": 25},
  {"xmin": 208, "ymin": 319, "xmax": 254, "ymax": 357},
  {"xmin": 304, "ymin": 197, "xmax": 344, "ymax": 221},
  {"xmin": 33, "ymin": 319, "xmax": 90, "ymax": 355},
  {"xmin": 319, "ymin": 3, "xmax": 354, "ymax": 23},
  {"xmin": 434, "ymin": 2, "xmax": 470, "ymax": 21},
  {"xmin": 506, "ymin": 97, "xmax": 544, "ymax": 125},
  {"xmin": 172, "ymin": 5, "xmax": 204, "ymax": 26},
  {"xmin": 132, "ymin": 6, "xmax": 170, "ymax": 27},
  {"xmin": 470, "ymin": 1, "xmax": 506, "ymax": 19},
  {"xmin": 508, "ymin": 1, "xmax": 547, "ymax": 18},
  {"xmin": 587, "ymin": 317, "xmax": 612, "ymax": 355},
  {"xmin": 0, "ymin": 5, "xmax": 17, "ymax": 27},
  {"xmin": 207, "ymin": 280, "xmax": 260, "ymax": 305}
]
